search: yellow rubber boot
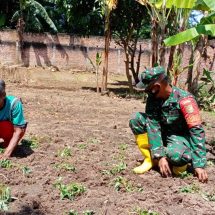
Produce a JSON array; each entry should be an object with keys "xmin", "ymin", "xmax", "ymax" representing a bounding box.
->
[
  {"xmin": 133, "ymin": 133, "xmax": 153, "ymax": 174},
  {"xmin": 172, "ymin": 165, "xmax": 187, "ymax": 175}
]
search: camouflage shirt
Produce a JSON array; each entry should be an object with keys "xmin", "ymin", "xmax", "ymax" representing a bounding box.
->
[{"xmin": 145, "ymin": 86, "xmax": 207, "ymax": 168}]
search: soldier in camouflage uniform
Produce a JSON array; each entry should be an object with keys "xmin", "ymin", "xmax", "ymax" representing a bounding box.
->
[{"xmin": 129, "ymin": 66, "xmax": 208, "ymax": 183}]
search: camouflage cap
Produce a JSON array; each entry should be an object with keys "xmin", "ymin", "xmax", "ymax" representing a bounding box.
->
[{"xmin": 136, "ymin": 66, "xmax": 166, "ymax": 89}]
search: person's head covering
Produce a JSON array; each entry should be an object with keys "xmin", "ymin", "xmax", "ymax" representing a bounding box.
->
[
  {"xmin": 0, "ymin": 80, "xmax": 5, "ymax": 95},
  {"xmin": 136, "ymin": 66, "xmax": 166, "ymax": 90}
]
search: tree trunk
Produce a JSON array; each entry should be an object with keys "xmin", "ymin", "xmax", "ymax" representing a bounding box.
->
[
  {"xmin": 101, "ymin": 13, "xmax": 111, "ymax": 93},
  {"xmin": 151, "ymin": 18, "xmax": 158, "ymax": 67},
  {"xmin": 167, "ymin": 45, "xmax": 176, "ymax": 76}
]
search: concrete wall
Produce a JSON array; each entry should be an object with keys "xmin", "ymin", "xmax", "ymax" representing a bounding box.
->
[{"xmin": 0, "ymin": 30, "xmax": 214, "ymax": 76}]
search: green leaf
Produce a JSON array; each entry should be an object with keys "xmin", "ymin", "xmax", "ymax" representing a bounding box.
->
[
  {"xmin": 164, "ymin": 24, "xmax": 215, "ymax": 46},
  {"xmin": 194, "ymin": 0, "xmax": 215, "ymax": 11}
]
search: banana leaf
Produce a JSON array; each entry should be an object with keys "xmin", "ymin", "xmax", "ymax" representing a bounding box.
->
[{"xmin": 164, "ymin": 24, "xmax": 215, "ymax": 46}]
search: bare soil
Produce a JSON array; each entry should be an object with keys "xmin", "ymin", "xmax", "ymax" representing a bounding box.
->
[{"xmin": 0, "ymin": 67, "xmax": 215, "ymax": 215}]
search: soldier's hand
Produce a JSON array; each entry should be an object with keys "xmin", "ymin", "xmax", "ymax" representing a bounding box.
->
[
  {"xmin": 195, "ymin": 168, "xmax": 208, "ymax": 183},
  {"xmin": 158, "ymin": 157, "xmax": 172, "ymax": 177}
]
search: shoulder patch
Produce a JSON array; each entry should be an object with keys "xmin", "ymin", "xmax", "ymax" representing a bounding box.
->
[{"xmin": 179, "ymin": 97, "xmax": 201, "ymax": 128}]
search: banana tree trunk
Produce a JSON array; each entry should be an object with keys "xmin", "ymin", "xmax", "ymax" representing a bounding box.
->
[
  {"xmin": 101, "ymin": 15, "xmax": 111, "ymax": 93},
  {"xmin": 151, "ymin": 18, "xmax": 158, "ymax": 67}
]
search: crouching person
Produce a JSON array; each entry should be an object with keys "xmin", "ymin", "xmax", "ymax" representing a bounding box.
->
[
  {"xmin": 129, "ymin": 66, "xmax": 208, "ymax": 183},
  {"xmin": 0, "ymin": 80, "xmax": 27, "ymax": 159}
]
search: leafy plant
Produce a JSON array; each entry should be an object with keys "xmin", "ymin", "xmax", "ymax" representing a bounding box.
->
[
  {"xmin": 202, "ymin": 192, "xmax": 215, "ymax": 201},
  {"xmin": 83, "ymin": 210, "xmax": 95, "ymax": 215},
  {"xmin": 0, "ymin": 148, "xmax": 5, "ymax": 154},
  {"xmin": 22, "ymin": 166, "xmax": 32, "ymax": 175},
  {"xmin": 55, "ymin": 163, "xmax": 76, "ymax": 172},
  {"xmin": 112, "ymin": 176, "xmax": 142, "ymax": 192},
  {"xmin": 54, "ymin": 179, "xmax": 86, "ymax": 200},
  {"xmin": 58, "ymin": 147, "xmax": 72, "ymax": 158},
  {"xmin": 197, "ymin": 69, "xmax": 215, "ymax": 111},
  {"xmin": 0, "ymin": 184, "xmax": 12, "ymax": 211},
  {"xmin": 68, "ymin": 210, "xmax": 79, "ymax": 215},
  {"xmin": 133, "ymin": 208, "xmax": 159, "ymax": 215},
  {"xmin": 78, "ymin": 144, "xmax": 87, "ymax": 150},
  {"xmin": 102, "ymin": 161, "xmax": 127, "ymax": 176},
  {"xmin": 179, "ymin": 171, "xmax": 192, "ymax": 179},
  {"xmin": 0, "ymin": 160, "xmax": 12, "ymax": 169},
  {"xmin": 180, "ymin": 184, "xmax": 200, "ymax": 193},
  {"xmin": 21, "ymin": 136, "xmax": 39, "ymax": 149},
  {"xmin": 118, "ymin": 143, "xmax": 128, "ymax": 151},
  {"xmin": 87, "ymin": 138, "xmax": 101, "ymax": 145}
]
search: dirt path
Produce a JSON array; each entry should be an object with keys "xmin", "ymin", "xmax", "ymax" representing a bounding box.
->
[{"xmin": 0, "ymin": 69, "xmax": 215, "ymax": 215}]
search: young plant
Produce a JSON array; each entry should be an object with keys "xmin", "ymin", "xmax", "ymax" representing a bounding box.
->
[
  {"xmin": 22, "ymin": 166, "xmax": 32, "ymax": 175},
  {"xmin": 68, "ymin": 210, "xmax": 79, "ymax": 215},
  {"xmin": 55, "ymin": 163, "xmax": 76, "ymax": 172},
  {"xmin": 179, "ymin": 171, "xmax": 192, "ymax": 179},
  {"xmin": 83, "ymin": 210, "xmax": 95, "ymax": 215},
  {"xmin": 78, "ymin": 144, "xmax": 87, "ymax": 150},
  {"xmin": 202, "ymin": 192, "xmax": 215, "ymax": 202},
  {"xmin": 112, "ymin": 176, "xmax": 133, "ymax": 192},
  {"xmin": 118, "ymin": 143, "xmax": 128, "ymax": 151},
  {"xmin": 21, "ymin": 136, "xmax": 39, "ymax": 149},
  {"xmin": 101, "ymin": 161, "xmax": 127, "ymax": 176},
  {"xmin": 54, "ymin": 179, "xmax": 86, "ymax": 200},
  {"xmin": 0, "ymin": 184, "xmax": 12, "ymax": 211},
  {"xmin": 133, "ymin": 207, "xmax": 159, "ymax": 215},
  {"xmin": 180, "ymin": 184, "xmax": 200, "ymax": 193},
  {"xmin": 87, "ymin": 138, "xmax": 101, "ymax": 145},
  {"xmin": 0, "ymin": 159, "xmax": 12, "ymax": 169},
  {"xmin": 0, "ymin": 148, "xmax": 4, "ymax": 154},
  {"xmin": 58, "ymin": 147, "xmax": 72, "ymax": 158}
]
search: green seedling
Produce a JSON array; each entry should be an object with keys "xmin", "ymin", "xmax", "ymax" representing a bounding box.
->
[
  {"xmin": 68, "ymin": 210, "xmax": 79, "ymax": 215},
  {"xmin": 78, "ymin": 144, "xmax": 87, "ymax": 150},
  {"xmin": 21, "ymin": 136, "xmax": 39, "ymax": 149},
  {"xmin": 58, "ymin": 147, "xmax": 72, "ymax": 158},
  {"xmin": 112, "ymin": 176, "xmax": 133, "ymax": 192},
  {"xmin": 0, "ymin": 184, "xmax": 12, "ymax": 211},
  {"xmin": 0, "ymin": 149, "xmax": 4, "ymax": 154},
  {"xmin": 101, "ymin": 161, "xmax": 127, "ymax": 176},
  {"xmin": 55, "ymin": 163, "xmax": 76, "ymax": 172},
  {"xmin": 0, "ymin": 160, "xmax": 12, "ymax": 169},
  {"xmin": 83, "ymin": 210, "xmax": 95, "ymax": 215},
  {"xmin": 133, "ymin": 208, "xmax": 159, "ymax": 215},
  {"xmin": 22, "ymin": 166, "xmax": 32, "ymax": 175},
  {"xmin": 180, "ymin": 184, "xmax": 200, "ymax": 193},
  {"xmin": 202, "ymin": 192, "xmax": 215, "ymax": 202},
  {"xmin": 88, "ymin": 138, "xmax": 100, "ymax": 145},
  {"xmin": 179, "ymin": 171, "xmax": 192, "ymax": 179},
  {"xmin": 118, "ymin": 143, "xmax": 128, "ymax": 151},
  {"xmin": 54, "ymin": 179, "xmax": 86, "ymax": 200}
]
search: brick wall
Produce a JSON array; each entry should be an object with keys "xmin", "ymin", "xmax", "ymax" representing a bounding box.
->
[{"xmin": 0, "ymin": 30, "xmax": 214, "ymax": 78}]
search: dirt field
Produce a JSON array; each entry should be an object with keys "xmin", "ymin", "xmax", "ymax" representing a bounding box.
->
[{"xmin": 0, "ymin": 67, "xmax": 215, "ymax": 215}]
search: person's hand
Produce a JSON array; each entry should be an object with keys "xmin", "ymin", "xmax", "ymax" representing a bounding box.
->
[
  {"xmin": 195, "ymin": 168, "xmax": 208, "ymax": 183},
  {"xmin": 158, "ymin": 157, "xmax": 172, "ymax": 177}
]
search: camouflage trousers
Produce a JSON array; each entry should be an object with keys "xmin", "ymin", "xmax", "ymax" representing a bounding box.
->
[{"xmin": 129, "ymin": 112, "xmax": 192, "ymax": 166}]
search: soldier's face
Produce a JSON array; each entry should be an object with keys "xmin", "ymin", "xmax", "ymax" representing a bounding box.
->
[{"xmin": 145, "ymin": 84, "xmax": 160, "ymax": 98}]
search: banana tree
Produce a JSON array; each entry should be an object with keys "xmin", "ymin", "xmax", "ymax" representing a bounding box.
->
[
  {"xmin": 164, "ymin": 0, "xmax": 215, "ymax": 94},
  {"xmin": 98, "ymin": 0, "xmax": 118, "ymax": 93}
]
